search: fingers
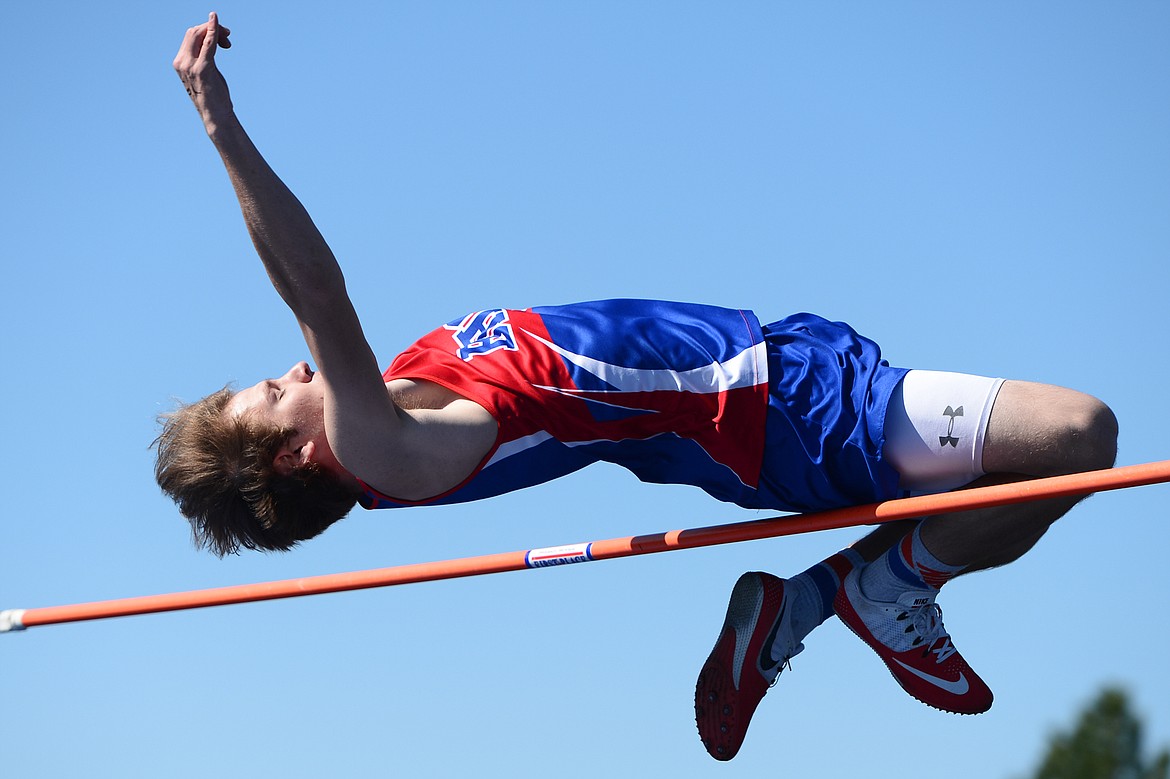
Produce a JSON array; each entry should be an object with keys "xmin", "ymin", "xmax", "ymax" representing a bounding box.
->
[
  {"xmin": 179, "ymin": 13, "xmax": 232, "ymax": 63},
  {"xmin": 207, "ymin": 12, "xmax": 232, "ymax": 49},
  {"xmin": 200, "ymin": 13, "xmax": 220, "ymax": 60}
]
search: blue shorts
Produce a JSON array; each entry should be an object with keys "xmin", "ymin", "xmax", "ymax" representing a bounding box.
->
[{"xmin": 740, "ymin": 314, "xmax": 909, "ymax": 513}]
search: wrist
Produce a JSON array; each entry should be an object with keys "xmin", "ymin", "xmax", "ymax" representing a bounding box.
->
[{"xmin": 203, "ymin": 106, "xmax": 242, "ymax": 142}]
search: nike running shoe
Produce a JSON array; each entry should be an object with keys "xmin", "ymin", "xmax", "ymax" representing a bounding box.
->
[
  {"xmin": 834, "ymin": 569, "xmax": 993, "ymax": 714},
  {"xmin": 695, "ymin": 572, "xmax": 802, "ymax": 761}
]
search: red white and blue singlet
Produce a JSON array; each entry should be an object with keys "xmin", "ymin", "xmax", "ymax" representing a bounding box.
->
[{"xmin": 358, "ymin": 300, "xmax": 908, "ymax": 514}]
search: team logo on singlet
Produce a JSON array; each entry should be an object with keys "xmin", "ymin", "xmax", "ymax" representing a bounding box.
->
[{"xmin": 445, "ymin": 309, "xmax": 518, "ymax": 362}]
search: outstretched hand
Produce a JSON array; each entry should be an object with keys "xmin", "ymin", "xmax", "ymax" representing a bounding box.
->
[{"xmin": 174, "ymin": 12, "xmax": 234, "ymax": 122}]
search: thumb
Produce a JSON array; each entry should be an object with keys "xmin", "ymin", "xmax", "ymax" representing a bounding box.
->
[{"xmin": 200, "ymin": 12, "xmax": 220, "ymax": 60}]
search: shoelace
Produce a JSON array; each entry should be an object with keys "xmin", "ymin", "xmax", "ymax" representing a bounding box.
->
[
  {"xmin": 764, "ymin": 635, "xmax": 804, "ymax": 687},
  {"xmin": 767, "ymin": 656, "xmax": 794, "ymax": 688},
  {"xmin": 899, "ymin": 601, "xmax": 957, "ymax": 663}
]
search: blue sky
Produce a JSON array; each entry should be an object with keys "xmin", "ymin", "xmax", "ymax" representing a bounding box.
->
[{"xmin": 2, "ymin": 2, "xmax": 1168, "ymax": 777}]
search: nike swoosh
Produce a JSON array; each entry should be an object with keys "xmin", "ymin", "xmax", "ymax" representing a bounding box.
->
[
  {"xmin": 758, "ymin": 600, "xmax": 788, "ymax": 674},
  {"xmin": 891, "ymin": 659, "xmax": 970, "ymax": 695}
]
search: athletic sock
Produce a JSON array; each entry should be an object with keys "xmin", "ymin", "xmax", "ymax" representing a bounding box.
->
[
  {"xmin": 858, "ymin": 523, "xmax": 966, "ymax": 603},
  {"xmin": 786, "ymin": 548, "xmax": 864, "ymax": 642}
]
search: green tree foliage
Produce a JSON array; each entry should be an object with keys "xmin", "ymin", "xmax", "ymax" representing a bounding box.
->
[{"xmin": 1023, "ymin": 687, "xmax": 1169, "ymax": 779}]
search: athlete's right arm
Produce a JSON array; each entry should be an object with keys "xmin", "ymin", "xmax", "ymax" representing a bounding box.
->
[
  {"xmin": 174, "ymin": 15, "xmax": 358, "ymax": 340},
  {"xmin": 173, "ymin": 15, "xmax": 458, "ymax": 495}
]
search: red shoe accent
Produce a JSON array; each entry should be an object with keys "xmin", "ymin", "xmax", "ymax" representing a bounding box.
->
[
  {"xmin": 695, "ymin": 572, "xmax": 793, "ymax": 761},
  {"xmin": 834, "ymin": 571, "xmax": 993, "ymax": 715}
]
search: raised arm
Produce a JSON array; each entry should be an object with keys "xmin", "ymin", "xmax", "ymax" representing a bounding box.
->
[
  {"xmin": 173, "ymin": 15, "xmax": 411, "ymax": 480},
  {"xmin": 174, "ymin": 16, "xmax": 374, "ymax": 372}
]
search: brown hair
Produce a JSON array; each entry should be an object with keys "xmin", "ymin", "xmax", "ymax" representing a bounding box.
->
[{"xmin": 154, "ymin": 387, "xmax": 358, "ymax": 556}]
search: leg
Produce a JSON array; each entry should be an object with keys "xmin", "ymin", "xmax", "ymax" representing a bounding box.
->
[
  {"xmin": 918, "ymin": 380, "xmax": 1118, "ymax": 571},
  {"xmin": 846, "ymin": 378, "xmax": 1118, "ymax": 570},
  {"xmin": 836, "ymin": 378, "xmax": 1118, "ymax": 713},
  {"xmin": 696, "ymin": 374, "xmax": 1119, "ymax": 748}
]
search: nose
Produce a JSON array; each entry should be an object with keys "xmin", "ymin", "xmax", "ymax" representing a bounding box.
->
[{"xmin": 281, "ymin": 361, "xmax": 314, "ymax": 383}]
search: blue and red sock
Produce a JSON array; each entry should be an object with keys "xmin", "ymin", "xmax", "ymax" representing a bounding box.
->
[
  {"xmin": 787, "ymin": 548, "xmax": 864, "ymax": 639},
  {"xmin": 859, "ymin": 523, "xmax": 966, "ymax": 602}
]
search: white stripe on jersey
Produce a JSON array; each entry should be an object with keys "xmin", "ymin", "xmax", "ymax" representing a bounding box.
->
[{"xmin": 520, "ymin": 329, "xmax": 766, "ymax": 394}]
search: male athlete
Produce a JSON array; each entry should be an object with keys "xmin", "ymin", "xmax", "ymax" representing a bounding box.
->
[{"xmin": 165, "ymin": 15, "xmax": 1119, "ymax": 761}]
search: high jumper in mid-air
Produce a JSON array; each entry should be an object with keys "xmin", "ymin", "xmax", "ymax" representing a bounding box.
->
[{"xmin": 162, "ymin": 14, "xmax": 1117, "ymax": 760}]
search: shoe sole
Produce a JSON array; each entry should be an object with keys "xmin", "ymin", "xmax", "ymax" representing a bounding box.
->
[{"xmin": 695, "ymin": 572, "xmax": 784, "ymax": 761}]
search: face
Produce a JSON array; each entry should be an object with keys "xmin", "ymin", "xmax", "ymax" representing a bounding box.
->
[{"xmin": 228, "ymin": 361, "xmax": 336, "ymax": 474}]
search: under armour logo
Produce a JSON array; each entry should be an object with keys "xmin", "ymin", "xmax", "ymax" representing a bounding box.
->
[{"xmin": 939, "ymin": 406, "xmax": 964, "ymax": 448}]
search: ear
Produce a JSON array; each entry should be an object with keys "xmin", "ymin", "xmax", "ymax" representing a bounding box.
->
[{"xmin": 273, "ymin": 441, "xmax": 316, "ymax": 476}]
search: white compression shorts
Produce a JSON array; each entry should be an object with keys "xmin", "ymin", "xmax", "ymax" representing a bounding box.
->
[{"xmin": 883, "ymin": 370, "xmax": 1005, "ymax": 494}]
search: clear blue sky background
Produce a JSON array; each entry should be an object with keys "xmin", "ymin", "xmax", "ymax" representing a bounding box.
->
[{"xmin": 2, "ymin": 3, "xmax": 1168, "ymax": 777}]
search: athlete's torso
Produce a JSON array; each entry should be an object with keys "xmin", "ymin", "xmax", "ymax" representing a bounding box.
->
[{"xmin": 359, "ymin": 300, "xmax": 770, "ymax": 508}]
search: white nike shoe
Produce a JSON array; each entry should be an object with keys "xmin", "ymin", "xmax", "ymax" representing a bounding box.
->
[{"xmin": 834, "ymin": 568, "xmax": 993, "ymax": 714}]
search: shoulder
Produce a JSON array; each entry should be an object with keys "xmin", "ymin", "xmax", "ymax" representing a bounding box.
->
[{"xmin": 347, "ymin": 379, "xmax": 498, "ymax": 502}]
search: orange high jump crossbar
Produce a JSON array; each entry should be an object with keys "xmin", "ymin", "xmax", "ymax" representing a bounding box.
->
[{"xmin": 3, "ymin": 460, "xmax": 1169, "ymax": 633}]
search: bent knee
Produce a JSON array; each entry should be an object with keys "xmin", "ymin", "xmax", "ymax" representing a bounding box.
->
[
  {"xmin": 1060, "ymin": 394, "xmax": 1118, "ymax": 471},
  {"xmin": 984, "ymin": 382, "xmax": 1118, "ymax": 475}
]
